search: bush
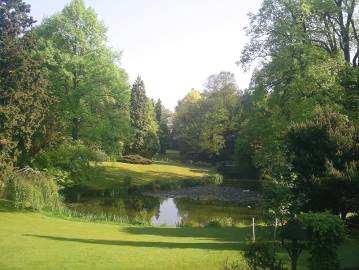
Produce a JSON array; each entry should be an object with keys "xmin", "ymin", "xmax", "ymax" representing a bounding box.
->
[
  {"xmin": 205, "ymin": 217, "xmax": 234, "ymax": 228},
  {"xmin": 244, "ymin": 241, "xmax": 285, "ymax": 270},
  {"xmin": 4, "ymin": 167, "xmax": 63, "ymax": 211},
  {"xmin": 300, "ymin": 212, "xmax": 346, "ymax": 270},
  {"xmin": 202, "ymin": 173, "xmax": 224, "ymax": 185},
  {"xmin": 122, "ymin": 155, "xmax": 153, "ymax": 165},
  {"xmin": 33, "ymin": 141, "xmax": 99, "ymax": 188}
]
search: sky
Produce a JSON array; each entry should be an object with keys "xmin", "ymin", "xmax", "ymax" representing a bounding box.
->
[{"xmin": 27, "ymin": 0, "xmax": 262, "ymax": 110}]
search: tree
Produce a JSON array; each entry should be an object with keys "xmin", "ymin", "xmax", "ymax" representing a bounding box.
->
[
  {"xmin": 128, "ymin": 77, "xmax": 159, "ymax": 157},
  {"xmin": 174, "ymin": 72, "xmax": 240, "ymax": 162},
  {"xmin": 285, "ymin": 107, "xmax": 359, "ymax": 216},
  {"xmin": 155, "ymin": 99, "xmax": 171, "ymax": 155},
  {"xmin": 240, "ymin": 0, "xmax": 358, "ymax": 67},
  {"xmin": 173, "ymin": 89, "xmax": 203, "ymax": 159},
  {"xmin": 35, "ymin": 0, "xmax": 131, "ymax": 157},
  {"xmin": 200, "ymin": 72, "xmax": 239, "ymax": 160},
  {"xmin": 281, "ymin": 217, "xmax": 307, "ymax": 270},
  {"xmin": 0, "ymin": 0, "xmax": 52, "ymax": 166},
  {"xmin": 235, "ymin": 0, "xmax": 350, "ymax": 178},
  {"xmin": 300, "ymin": 212, "xmax": 346, "ymax": 270}
]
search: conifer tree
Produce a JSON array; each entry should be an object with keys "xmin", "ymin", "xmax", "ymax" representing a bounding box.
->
[
  {"xmin": 129, "ymin": 76, "xmax": 151, "ymax": 155},
  {"xmin": 0, "ymin": 0, "xmax": 51, "ymax": 166}
]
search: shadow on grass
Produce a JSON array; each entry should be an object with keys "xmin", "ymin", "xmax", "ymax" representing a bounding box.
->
[
  {"xmin": 24, "ymin": 234, "xmax": 245, "ymax": 251},
  {"xmin": 123, "ymin": 226, "xmax": 268, "ymax": 243}
]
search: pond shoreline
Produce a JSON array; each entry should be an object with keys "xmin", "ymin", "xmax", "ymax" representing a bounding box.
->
[{"xmin": 143, "ymin": 185, "xmax": 260, "ymax": 205}]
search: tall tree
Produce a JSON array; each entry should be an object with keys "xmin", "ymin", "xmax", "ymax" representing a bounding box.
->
[
  {"xmin": 200, "ymin": 71, "xmax": 239, "ymax": 160},
  {"xmin": 236, "ymin": 0, "xmax": 351, "ymax": 176},
  {"xmin": 0, "ymin": 0, "xmax": 51, "ymax": 166},
  {"xmin": 129, "ymin": 77, "xmax": 159, "ymax": 157},
  {"xmin": 35, "ymin": 0, "xmax": 131, "ymax": 156},
  {"xmin": 240, "ymin": 0, "xmax": 358, "ymax": 67},
  {"xmin": 173, "ymin": 89, "xmax": 203, "ymax": 159}
]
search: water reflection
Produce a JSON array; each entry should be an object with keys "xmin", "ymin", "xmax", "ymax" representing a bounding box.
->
[
  {"xmin": 151, "ymin": 198, "xmax": 182, "ymax": 226},
  {"xmin": 67, "ymin": 195, "xmax": 260, "ymax": 227}
]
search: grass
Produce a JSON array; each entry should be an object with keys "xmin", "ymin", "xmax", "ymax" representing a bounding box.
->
[
  {"xmin": 85, "ymin": 161, "xmax": 210, "ymax": 190},
  {"xmin": 1, "ymin": 201, "xmax": 358, "ymax": 270},
  {"xmin": 0, "ymin": 206, "xmax": 248, "ymax": 270}
]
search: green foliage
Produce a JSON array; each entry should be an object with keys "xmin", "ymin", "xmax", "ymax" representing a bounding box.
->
[
  {"xmin": 173, "ymin": 89, "xmax": 204, "ymax": 158},
  {"xmin": 33, "ymin": 141, "xmax": 98, "ymax": 188},
  {"xmin": 122, "ymin": 155, "xmax": 153, "ymax": 165},
  {"xmin": 0, "ymin": 0, "xmax": 52, "ymax": 166},
  {"xmin": 286, "ymin": 108, "xmax": 356, "ymax": 179},
  {"xmin": 234, "ymin": 0, "xmax": 352, "ymax": 181},
  {"xmin": 128, "ymin": 77, "xmax": 159, "ymax": 157},
  {"xmin": 300, "ymin": 212, "xmax": 346, "ymax": 270},
  {"xmin": 201, "ymin": 173, "xmax": 224, "ymax": 185},
  {"xmin": 240, "ymin": 0, "xmax": 358, "ymax": 67},
  {"xmin": 285, "ymin": 108, "xmax": 358, "ymax": 214},
  {"xmin": 174, "ymin": 72, "xmax": 240, "ymax": 161},
  {"xmin": 199, "ymin": 72, "xmax": 239, "ymax": 158},
  {"xmin": 262, "ymin": 180, "xmax": 298, "ymax": 226},
  {"xmin": 3, "ymin": 167, "xmax": 62, "ymax": 211},
  {"xmin": 35, "ymin": 0, "xmax": 131, "ymax": 156},
  {"xmin": 155, "ymin": 99, "xmax": 172, "ymax": 155},
  {"xmin": 281, "ymin": 218, "xmax": 307, "ymax": 270},
  {"xmin": 244, "ymin": 241, "xmax": 285, "ymax": 270}
]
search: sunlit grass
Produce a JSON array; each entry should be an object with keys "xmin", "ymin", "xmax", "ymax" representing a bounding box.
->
[
  {"xmin": 1, "ymin": 204, "xmax": 358, "ymax": 270},
  {"xmin": 85, "ymin": 161, "xmax": 211, "ymax": 190}
]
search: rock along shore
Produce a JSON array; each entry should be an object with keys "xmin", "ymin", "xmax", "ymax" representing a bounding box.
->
[{"xmin": 143, "ymin": 185, "xmax": 260, "ymax": 205}]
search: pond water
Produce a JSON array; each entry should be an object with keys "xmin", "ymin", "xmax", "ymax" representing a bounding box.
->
[
  {"xmin": 151, "ymin": 198, "xmax": 182, "ymax": 226},
  {"xmin": 67, "ymin": 194, "xmax": 261, "ymax": 227}
]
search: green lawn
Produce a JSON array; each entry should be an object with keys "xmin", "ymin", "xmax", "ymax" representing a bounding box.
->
[
  {"xmin": 86, "ymin": 161, "xmax": 210, "ymax": 190},
  {"xmin": 1, "ymin": 204, "xmax": 358, "ymax": 270},
  {"xmin": 0, "ymin": 209, "xmax": 248, "ymax": 270}
]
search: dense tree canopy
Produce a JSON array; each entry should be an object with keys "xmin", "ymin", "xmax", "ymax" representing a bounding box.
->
[
  {"xmin": 35, "ymin": 0, "xmax": 131, "ymax": 157},
  {"xmin": 173, "ymin": 72, "xmax": 240, "ymax": 162},
  {"xmin": 0, "ymin": 0, "xmax": 52, "ymax": 166}
]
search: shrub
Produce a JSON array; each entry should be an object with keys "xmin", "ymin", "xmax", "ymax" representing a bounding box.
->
[
  {"xmin": 205, "ymin": 217, "xmax": 234, "ymax": 228},
  {"xmin": 202, "ymin": 173, "xmax": 224, "ymax": 185},
  {"xmin": 33, "ymin": 141, "xmax": 99, "ymax": 188},
  {"xmin": 4, "ymin": 167, "xmax": 63, "ymax": 211},
  {"xmin": 122, "ymin": 155, "xmax": 153, "ymax": 165},
  {"xmin": 244, "ymin": 241, "xmax": 285, "ymax": 270},
  {"xmin": 300, "ymin": 212, "xmax": 346, "ymax": 270}
]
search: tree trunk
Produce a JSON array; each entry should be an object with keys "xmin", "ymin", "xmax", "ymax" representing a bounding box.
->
[{"xmin": 72, "ymin": 117, "xmax": 80, "ymax": 140}]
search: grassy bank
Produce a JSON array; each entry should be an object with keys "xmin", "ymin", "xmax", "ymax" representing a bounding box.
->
[
  {"xmin": 1, "ymin": 202, "xmax": 358, "ymax": 270},
  {"xmin": 82, "ymin": 161, "xmax": 211, "ymax": 191}
]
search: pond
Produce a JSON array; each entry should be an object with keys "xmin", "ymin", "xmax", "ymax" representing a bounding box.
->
[{"xmin": 67, "ymin": 194, "xmax": 261, "ymax": 227}]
